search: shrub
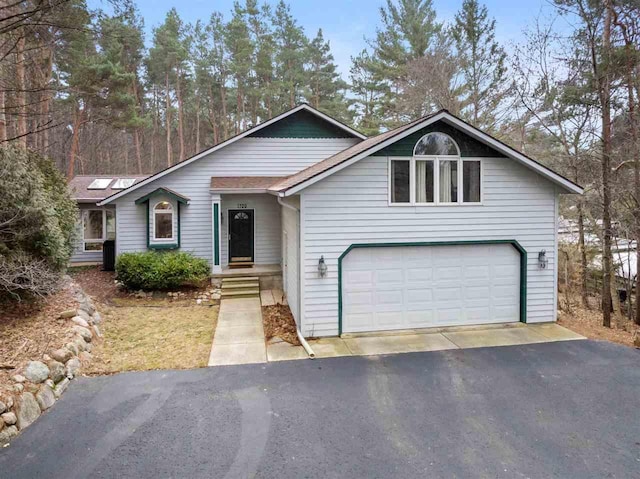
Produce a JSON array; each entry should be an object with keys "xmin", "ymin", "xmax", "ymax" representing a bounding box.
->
[
  {"xmin": 116, "ymin": 251, "xmax": 210, "ymax": 291},
  {"xmin": 0, "ymin": 146, "xmax": 78, "ymax": 300}
]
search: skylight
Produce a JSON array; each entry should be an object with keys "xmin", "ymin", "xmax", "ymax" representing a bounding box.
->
[
  {"xmin": 87, "ymin": 178, "xmax": 113, "ymax": 190},
  {"xmin": 112, "ymin": 178, "xmax": 136, "ymax": 189}
]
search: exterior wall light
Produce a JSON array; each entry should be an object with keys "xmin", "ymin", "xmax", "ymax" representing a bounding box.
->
[
  {"xmin": 538, "ymin": 250, "xmax": 548, "ymax": 269},
  {"xmin": 318, "ymin": 256, "xmax": 328, "ymax": 277}
]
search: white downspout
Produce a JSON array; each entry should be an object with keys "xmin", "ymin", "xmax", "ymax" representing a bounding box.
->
[{"xmin": 278, "ymin": 195, "xmax": 315, "ymax": 359}]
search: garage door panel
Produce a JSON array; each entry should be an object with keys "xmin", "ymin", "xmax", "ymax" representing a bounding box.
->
[{"xmin": 342, "ymin": 244, "xmax": 520, "ymax": 333}]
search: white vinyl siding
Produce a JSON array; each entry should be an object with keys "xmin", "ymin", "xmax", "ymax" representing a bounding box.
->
[
  {"xmin": 115, "ymin": 137, "xmax": 354, "ymax": 264},
  {"xmin": 301, "ymin": 154, "xmax": 559, "ymax": 337},
  {"xmin": 281, "ymin": 196, "xmax": 300, "ymax": 322}
]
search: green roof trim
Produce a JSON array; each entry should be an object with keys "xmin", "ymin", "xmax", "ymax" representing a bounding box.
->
[
  {"xmin": 248, "ymin": 109, "xmax": 357, "ymax": 139},
  {"xmin": 372, "ymin": 120, "xmax": 506, "ymax": 158},
  {"xmin": 135, "ymin": 187, "xmax": 190, "ymax": 205}
]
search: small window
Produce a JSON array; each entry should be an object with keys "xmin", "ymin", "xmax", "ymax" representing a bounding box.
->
[
  {"xmin": 439, "ymin": 159, "xmax": 458, "ymax": 203},
  {"xmin": 82, "ymin": 209, "xmax": 115, "ymax": 252},
  {"xmin": 83, "ymin": 210, "xmax": 103, "ymax": 240},
  {"xmin": 391, "ymin": 160, "xmax": 410, "ymax": 203},
  {"xmin": 414, "ymin": 132, "xmax": 459, "ymax": 156},
  {"xmin": 153, "ymin": 201, "xmax": 174, "ymax": 240},
  {"xmin": 463, "ymin": 161, "xmax": 481, "ymax": 203},
  {"xmin": 87, "ymin": 178, "xmax": 112, "ymax": 190},
  {"xmin": 415, "ymin": 159, "xmax": 434, "ymax": 203}
]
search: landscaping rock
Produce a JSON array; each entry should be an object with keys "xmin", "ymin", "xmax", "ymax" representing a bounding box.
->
[
  {"xmin": 2, "ymin": 412, "xmax": 16, "ymax": 425},
  {"xmin": 23, "ymin": 361, "xmax": 50, "ymax": 384},
  {"xmin": 50, "ymin": 348, "xmax": 73, "ymax": 363},
  {"xmin": 11, "ymin": 374, "xmax": 25, "ymax": 383},
  {"xmin": 65, "ymin": 342, "xmax": 79, "ymax": 356},
  {"xmin": 65, "ymin": 358, "xmax": 81, "ymax": 378},
  {"xmin": 71, "ymin": 316, "xmax": 90, "ymax": 328},
  {"xmin": 0, "ymin": 400, "xmax": 6, "ymax": 415},
  {"xmin": 36, "ymin": 385, "xmax": 56, "ymax": 411},
  {"xmin": 73, "ymin": 336, "xmax": 88, "ymax": 353},
  {"xmin": 58, "ymin": 309, "xmax": 77, "ymax": 319},
  {"xmin": 0, "ymin": 426, "xmax": 18, "ymax": 446},
  {"xmin": 53, "ymin": 378, "xmax": 69, "ymax": 398},
  {"xmin": 77, "ymin": 309, "xmax": 92, "ymax": 323},
  {"xmin": 13, "ymin": 384, "xmax": 23, "ymax": 393},
  {"xmin": 92, "ymin": 324, "xmax": 102, "ymax": 338},
  {"xmin": 92, "ymin": 311, "xmax": 102, "ymax": 324},
  {"xmin": 47, "ymin": 360, "xmax": 65, "ymax": 383},
  {"xmin": 16, "ymin": 393, "xmax": 40, "ymax": 430},
  {"xmin": 84, "ymin": 341, "xmax": 93, "ymax": 353},
  {"xmin": 78, "ymin": 351, "xmax": 92, "ymax": 363},
  {"xmin": 72, "ymin": 325, "xmax": 93, "ymax": 342},
  {"xmin": 79, "ymin": 300, "xmax": 96, "ymax": 315},
  {"xmin": 45, "ymin": 379, "xmax": 55, "ymax": 389}
]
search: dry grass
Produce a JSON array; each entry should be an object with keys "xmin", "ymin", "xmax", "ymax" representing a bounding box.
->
[
  {"xmin": 85, "ymin": 304, "xmax": 219, "ymax": 374},
  {"xmin": 262, "ymin": 304, "xmax": 300, "ymax": 345},
  {"xmin": 559, "ymin": 306, "xmax": 639, "ymax": 348}
]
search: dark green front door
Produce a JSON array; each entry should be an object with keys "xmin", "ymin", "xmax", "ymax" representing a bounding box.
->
[{"xmin": 228, "ymin": 209, "xmax": 254, "ymax": 262}]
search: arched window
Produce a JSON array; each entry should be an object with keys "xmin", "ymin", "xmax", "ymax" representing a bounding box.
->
[
  {"xmin": 153, "ymin": 201, "xmax": 174, "ymax": 240},
  {"xmin": 413, "ymin": 132, "xmax": 460, "ymax": 156}
]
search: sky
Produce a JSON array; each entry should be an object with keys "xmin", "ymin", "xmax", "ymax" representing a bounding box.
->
[{"xmin": 90, "ymin": 0, "xmax": 562, "ymax": 77}]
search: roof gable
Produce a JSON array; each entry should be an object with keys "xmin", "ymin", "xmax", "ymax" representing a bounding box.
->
[
  {"xmin": 372, "ymin": 120, "xmax": 505, "ymax": 158},
  {"xmin": 249, "ymin": 109, "xmax": 357, "ymax": 139}
]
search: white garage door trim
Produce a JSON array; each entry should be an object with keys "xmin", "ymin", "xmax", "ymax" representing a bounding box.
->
[{"xmin": 338, "ymin": 240, "xmax": 527, "ymax": 335}]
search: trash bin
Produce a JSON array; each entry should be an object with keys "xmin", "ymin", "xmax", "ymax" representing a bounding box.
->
[{"xmin": 102, "ymin": 239, "xmax": 116, "ymax": 272}]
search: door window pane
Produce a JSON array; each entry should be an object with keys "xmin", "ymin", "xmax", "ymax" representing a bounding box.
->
[
  {"xmin": 439, "ymin": 160, "xmax": 458, "ymax": 203},
  {"xmin": 391, "ymin": 160, "xmax": 410, "ymax": 203},
  {"xmin": 463, "ymin": 161, "xmax": 481, "ymax": 202},
  {"xmin": 415, "ymin": 160, "xmax": 434, "ymax": 203},
  {"xmin": 83, "ymin": 210, "xmax": 103, "ymax": 240}
]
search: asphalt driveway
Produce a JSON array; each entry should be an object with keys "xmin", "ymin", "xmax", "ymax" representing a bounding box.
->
[{"xmin": 1, "ymin": 340, "xmax": 639, "ymax": 478}]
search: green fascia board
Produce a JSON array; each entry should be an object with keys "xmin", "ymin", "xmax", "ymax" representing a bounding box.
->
[
  {"xmin": 148, "ymin": 243, "xmax": 179, "ymax": 250},
  {"xmin": 372, "ymin": 120, "xmax": 506, "ymax": 158},
  {"xmin": 249, "ymin": 109, "xmax": 357, "ymax": 139},
  {"xmin": 213, "ymin": 203, "xmax": 220, "ymax": 266},
  {"xmin": 135, "ymin": 187, "xmax": 190, "ymax": 205},
  {"xmin": 337, "ymin": 239, "xmax": 528, "ymax": 336}
]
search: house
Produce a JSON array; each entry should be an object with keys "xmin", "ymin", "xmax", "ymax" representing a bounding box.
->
[{"xmin": 74, "ymin": 104, "xmax": 582, "ymax": 337}]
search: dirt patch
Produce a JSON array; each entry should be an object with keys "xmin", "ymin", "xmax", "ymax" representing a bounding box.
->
[
  {"xmin": 0, "ymin": 283, "xmax": 77, "ymax": 397},
  {"xmin": 84, "ymin": 304, "xmax": 219, "ymax": 374},
  {"xmin": 262, "ymin": 304, "xmax": 300, "ymax": 345},
  {"xmin": 558, "ymin": 307, "xmax": 639, "ymax": 348},
  {"xmin": 68, "ymin": 266, "xmax": 125, "ymax": 304}
]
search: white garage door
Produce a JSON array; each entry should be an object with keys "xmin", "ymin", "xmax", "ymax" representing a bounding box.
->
[{"xmin": 342, "ymin": 244, "xmax": 521, "ymax": 333}]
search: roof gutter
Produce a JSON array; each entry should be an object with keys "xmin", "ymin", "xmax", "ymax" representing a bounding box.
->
[{"xmin": 277, "ymin": 196, "xmax": 315, "ymax": 359}]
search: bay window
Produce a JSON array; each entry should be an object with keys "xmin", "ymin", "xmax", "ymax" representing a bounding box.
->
[{"xmin": 389, "ymin": 132, "xmax": 482, "ymax": 205}]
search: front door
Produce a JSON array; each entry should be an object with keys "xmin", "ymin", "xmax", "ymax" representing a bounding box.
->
[{"xmin": 228, "ymin": 209, "xmax": 254, "ymax": 263}]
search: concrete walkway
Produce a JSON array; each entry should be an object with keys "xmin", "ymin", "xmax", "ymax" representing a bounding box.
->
[
  {"xmin": 207, "ymin": 297, "xmax": 266, "ymax": 366},
  {"xmin": 266, "ymin": 322, "xmax": 585, "ymax": 362}
]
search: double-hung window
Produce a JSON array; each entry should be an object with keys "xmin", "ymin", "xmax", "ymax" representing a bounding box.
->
[
  {"xmin": 389, "ymin": 132, "xmax": 481, "ymax": 205},
  {"xmin": 153, "ymin": 201, "xmax": 174, "ymax": 241},
  {"xmin": 82, "ymin": 209, "xmax": 115, "ymax": 251}
]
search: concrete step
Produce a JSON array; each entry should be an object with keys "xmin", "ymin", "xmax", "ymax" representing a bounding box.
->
[
  {"xmin": 228, "ymin": 262, "xmax": 254, "ymax": 269},
  {"xmin": 222, "ymin": 276, "xmax": 259, "ymax": 283},
  {"xmin": 221, "ymin": 289, "xmax": 260, "ymax": 298},
  {"xmin": 221, "ymin": 281, "xmax": 259, "ymax": 290}
]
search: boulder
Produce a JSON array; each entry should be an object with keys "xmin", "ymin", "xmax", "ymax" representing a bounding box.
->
[
  {"xmin": 92, "ymin": 311, "xmax": 102, "ymax": 324},
  {"xmin": 72, "ymin": 325, "xmax": 92, "ymax": 342},
  {"xmin": 77, "ymin": 310, "xmax": 92, "ymax": 323},
  {"xmin": 78, "ymin": 351, "xmax": 92, "ymax": 363},
  {"xmin": 65, "ymin": 358, "xmax": 81, "ymax": 378},
  {"xmin": 16, "ymin": 393, "xmax": 40, "ymax": 430},
  {"xmin": 50, "ymin": 348, "xmax": 73, "ymax": 364},
  {"xmin": 58, "ymin": 309, "xmax": 77, "ymax": 319},
  {"xmin": 13, "ymin": 384, "xmax": 24, "ymax": 393},
  {"xmin": 44, "ymin": 379, "xmax": 55, "ymax": 389},
  {"xmin": 65, "ymin": 342, "xmax": 79, "ymax": 356},
  {"xmin": 11, "ymin": 374, "xmax": 26, "ymax": 383},
  {"xmin": 53, "ymin": 378, "xmax": 69, "ymax": 398},
  {"xmin": 92, "ymin": 325, "xmax": 102, "ymax": 338},
  {"xmin": 79, "ymin": 300, "xmax": 95, "ymax": 315},
  {"xmin": 2, "ymin": 412, "xmax": 16, "ymax": 425},
  {"xmin": 71, "ymin": 316, "xmax": 90, "ymax": 328},
  {"xmin": 23, "ymin": 361, "xmax": 50, "ymax": 384},
  {"xmin": 73, "ymin": 336, "xmax": 87, "ymax": 353},
  {"xmin": 0, "ymin": 426, "xmax": 18, "ymax": 446},
  {"xmin": 0, "ymin": 400, "xmax": 6, "ymax": 415},
  {"xmin": 84, "ymin": 341, "xmax": 93, "ymax": 353},
  {"xmin": 47, "ymin": 360, "xmax": 65, "ymax": 383},
  {"xmin": 36, "ymin": 385, "xmax": 56, "ymax": 411}
]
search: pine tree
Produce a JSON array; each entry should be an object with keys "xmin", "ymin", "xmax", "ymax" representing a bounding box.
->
[
  {"xmin": 306, "ymin": 29, "xmax": 351, "ymax": 123},
  {"xmin": 350, "ymin": 50, "xmax": 385, "ymax": 135},
  {"xmin": 246, "ymin": 0, "xmax": 275, "ymax": 121},
  {"xmin": 273, "ymin": 0, "xmax": 307, "ymax": 111},
  {"xmin": 451, "ymin": 0, "xmax": 509, "ymax": 130}
]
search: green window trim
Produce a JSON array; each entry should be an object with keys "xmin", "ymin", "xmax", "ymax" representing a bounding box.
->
[
  {"xmin": 213, "ymin": 203, "xmax": 220, "ymax": 266},
  {"xmin": 145, "ymin": 200, "xmax": 181, "ymax": 250},
  {"xmin": 337, "ymin": 239, "xmax": 527, "ymax": 336}
]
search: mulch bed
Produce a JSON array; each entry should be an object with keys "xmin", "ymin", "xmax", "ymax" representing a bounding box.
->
[
  {"xmin": 68, "ymin": 266, "xmax": 125, "ymax": 304},
  {"xmin": 558, "ymin": 307, "xmax": 639, "ymax": 348},
  {"xmin": 0, "ymin": 284, "xmax": 77, "ymax": 397},
  {"xmin": 262, "ymin": 304, "xmax": 301, "ymax": 345}
]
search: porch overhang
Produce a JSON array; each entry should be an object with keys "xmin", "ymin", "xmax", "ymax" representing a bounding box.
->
[
  {"xmin": 210, "ymin": 176, "xmax": 287, "ymax": 195},
  {"xmin": 134, "ymin": 187, "xmax": 190, "ymax": 205}
]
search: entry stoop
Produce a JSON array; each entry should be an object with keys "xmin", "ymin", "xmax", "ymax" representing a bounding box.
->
[{"xmin": 221, "ymin": 276, "xmax": 260, "ymax": 299}]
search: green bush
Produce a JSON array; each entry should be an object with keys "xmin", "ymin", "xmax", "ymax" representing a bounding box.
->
[
  {"xmin": 0, "ymin": 146, "xmax": 78, "ymax": 299},
  {"xmin": 116, "ymin": 251, "xmax": 210, "ymax": 291}
]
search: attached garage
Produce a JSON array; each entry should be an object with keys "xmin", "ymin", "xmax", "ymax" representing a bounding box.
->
[{"xmin": 340, "ymin": 242, "xmax": 525, "ymax": 334}]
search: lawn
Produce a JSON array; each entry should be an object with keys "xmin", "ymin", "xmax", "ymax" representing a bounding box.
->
[{"xmin": 85, "ymin": 303, "xmax": 218, "ymax": 374}]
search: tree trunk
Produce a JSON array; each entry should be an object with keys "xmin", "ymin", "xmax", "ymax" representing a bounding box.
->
[
  {"xmin": 67, "ymin": 106, "xmax": 83, "ymax": 180},
  {"xmin": 151, "ymin": 85, "xmax": 158, "ymax": 172},
  {"xmin": 165, "ymin": 72, "xmax": 172, "ymax": 167},
  {"xmin": 196, "ymin": 94, "xmax": 201, "ymax": 153},
  {"xmin": 16, "ymin": 36, "xmax": 27, "ymax": 147},
  {"xmin": 601, "ymin": 1, "xmax": 613, "ymax": 328},
  {"xmin": 0, "ymin": 89, "xmax": 6, "ymax": 142},
  {"xmin": 208, "ymin": 85, "xmax": 219, "ymax": 144},
  {"xmin": 577, "ymin": 200, "xmax": 590, "ymax": 309},
  {"xmin": 220, "ymin": 84, "xmax": 228, "ymax": 140},
  {"xmin": 176, "ymin": 67, "xmax": 185, "ymax": 161}
]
